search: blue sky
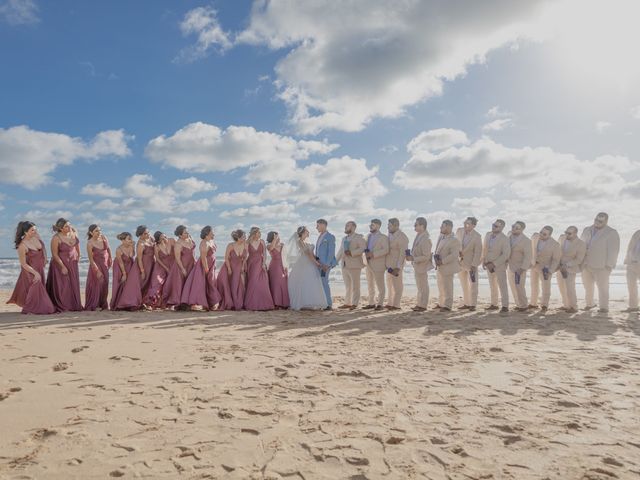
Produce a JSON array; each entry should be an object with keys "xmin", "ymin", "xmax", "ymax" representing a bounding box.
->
[{"xmin": 1, "ymin": 0, "xmax": 639, "ymax": 257}]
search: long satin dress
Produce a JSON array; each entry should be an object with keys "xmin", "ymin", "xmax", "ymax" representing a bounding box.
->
[
  {"xmin": 7, "ymin": 241, "xmax": 56, "ymax": 315},
  {"xmin": 217, "ymin": 248, "xmax": 247, "ymax": 311},
  {"xmin": 163, "ymin": 243, "xmax": 196, "ymax": 307},
  {"xmin": 244, "ymin": 242, "xmax": 274, "ymax": 311},
  {"xmin": 139, "ymin": 243, "xmax": 155, "ymax": 300},
  {"xmin": 46, "ymin": 237, "xmax": 83, "ymax": 312},
  {"xmin": 85, "ymin": 241, "xmax": 111, "ymax": 311},
  {"xmin": 145, "ymin": 246, "xmax": 175, "ymax": 308},
  {"xmin": 268, "ymin": 245, "xmax": 290, "ymax": 308},
  {"xmin": 181, "ymin": 243, "xmax": 222, "ymax": 309},
  {"xmin": 110, "ymin": 251, "xmax": 142, "ymax": 310}
]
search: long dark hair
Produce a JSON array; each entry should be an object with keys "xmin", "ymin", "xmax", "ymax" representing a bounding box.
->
[
  {"xmin": 14, "ymin": 221, "xmax": 35, "ymax": 249},
  {"xmin": 87, "ymin": 224, "xmax": 99, "ymax": 240},
  {"xmin": 200, "ymin": 226, "xmax": 212, "ymax": 240},
  {"xmin": 266, "ymin": 231, "xmax": 277, "ymax": 243},
  {"xmin": 153, "ymin": 231, "xmax": 164, "ymax": 244},
  {"xmin": 135, "ymin": 225, "xmax": 148, "ymax": 238},
  {"xmin": 52, "ymin": 217, "xmax": 69, "ymax": 233}
]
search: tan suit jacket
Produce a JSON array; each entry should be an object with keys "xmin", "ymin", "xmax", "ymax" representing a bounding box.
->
[
  {"xmin": 482, "ymin": 232, "xmax": 510, "ymax": 271},
  {"xmin": 531, "ymin": 234, "xmax": 561, "ymax": 272},
  {"xmin": 336, "ymin": 233, "xmax": 366, "ymax": 269},
  {"xmin": 456, "ymin": 228, "xmax": 482, "ymax": 270},
  {"xmin": 411, "ymin": 232, "xmax": 433, "ymax": 274},
  {"xmin": 508, "ymin": 234, "xmax": 531, "ymax": 271},
  {"xmin": 434, "ymin": 234, "xmax": 462, "ymax": 276},
  {"xmin": 385, "ymin": 230, "xmax": 409, "ymax": 270},
  {"xmin": 623, "ymin": 229, "xmax": 640, "ymax": 265},
  {"xmin": 557, "ymin": 235, "xmax": 587, "ymax": 274},
  {"xmin": 580, "ymin": 225, "xmax": 620, "ymax": 270},
  {"xmin": 364, "ymin": 232, "xmax": 389, "ymax": 272}
]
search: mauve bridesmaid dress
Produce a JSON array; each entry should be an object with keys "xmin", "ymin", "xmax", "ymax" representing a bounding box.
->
[
  {"xmin": 139, "ymin": 243, "xmax": 155, "ymax": 299},
  {"xmin": 181, "ymin": 243, "xmax": 222, "ymax": 309},
  {"xmin": 110, "ymin": 250, "xmax": 142, "ymax": 310},
  {"xmin": 217, "ymin": 248, "xmax": 247, "ymax": 311},
  {"xmin": 145, "ymin": 246, "xmax": 175, "ymax": 308},
  {"xmin": 46, "ymin": 237, "xmax": 83, "ymax": 312},
  {"xmin": 84, "ymin": 241, "xmax": 111, "ymax": 311},
  {"xmin": 268, "ymin": 245, "xmax": 290, "ymax": 308},
  {"xmin": 163, "ymin": 243, "xmax": 196, "ymax": 307},
  {"xmin": 7, "ymin": 240, "xmax": 56, "ymax": 315},
  {"xmin": 244, "ymin": 242, "xmax": 274, "ymax": 311}
]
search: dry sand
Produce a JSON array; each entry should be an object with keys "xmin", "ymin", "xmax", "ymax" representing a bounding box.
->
[{"xmin": 1, "ymin": 290, "xmax": 639, "ymax": 479}]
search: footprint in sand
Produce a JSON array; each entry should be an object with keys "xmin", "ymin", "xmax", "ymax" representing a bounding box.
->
[
  {"xmin": 52, "ymin": 362, "xmax": 70, "ymax": 372},
  {"xmin": 71, "ymin": 346, "xmax": 89, "ymax": 353}
]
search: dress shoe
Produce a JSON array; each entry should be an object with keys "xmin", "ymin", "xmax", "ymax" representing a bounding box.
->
[
  {"xmin": 362, "ymin": 304, "xmax": 376, "ymax": 309},
  {"xmin": 439, "ymin": 306, "xmax": 451, "ymax": 312},
  {"xmin": 468, "ymin": 306, "xmax": 476, "ymax": 312},
  {"xmin": 412, "ymin": 306, "xmax": 426, "ymax": 312},
  {"xmin": 387, "ymin": 306, "xmax": 401, "ymax": 311},
  {"xmin": 339, "ymin": 305, "xmax": 352, "ymax": 309},
  {"xmin": 623, "ymin": 307, "xmax": 639, "ymax": 313},
  {"xmin": 486, "ymin": 305, "xmax": 499, "ymax": 311},
  {"xmin": 565, "ymin": 307, "xmax": 577, "ymax": 314},
  {"xmin": 324, "ymin": 306, "xmax": 333, "ymax": 311},
  {"xmin": 348, "ymin": 305, "xmax": 357, "ymax": 310},
  {"xmin": 527, "ymin": 304, "xmax": 538, "ymax": 310},
  {"xmin": 540, "ymin": 306, "xmax": 548, "ymax": 312},
  {"xmin": 500, "ymin": 307, "xmax": 509, "ymax": 313},
  {"xmin": 374, "ymin": 305, "xmax": 384, "ymax": 311},
  {"xmin": 458, "ymin": 305, "xmax": 470, "ymax": 310},
  {"xmin": 597, "ymin": 308, "xmax": 609, "ymax": 314},
  {"xmin": 515, "ymin": 307, "xmax": 528, "ymax": 312}
]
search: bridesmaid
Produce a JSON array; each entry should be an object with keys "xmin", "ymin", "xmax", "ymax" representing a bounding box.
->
[
  {"xmin": 110, "ymin": 232, "xmax": 142, "ymax": 311},
  {"xmin": 145, "ymin": 231, "xmax": 175, "ymax": 308},
  {"xmin": 266, "ymin": 231, "xmax": 290, "ymax": 309},
  {"xmin": 84, "ymin": 224, "xmax": 112, "ymax": 311},
  {"xmin": 162, "ymin": 225, "xmax": 196, "ymax": 309},
  {"xmin": 217, "ymin": 229, "xmax": 248, "ymax": 311},
  {"xmin": 7, "ymin": 221, "xmax": 56, "ymax": 315},
  {"xmin": 46, "ymin": 217, "xmax": 83, "ymax": 312},
  {"xmin": 135, "ymin": 225, "xmax": 155, "ymax": 303},
  {"xmin": 244, "ymin": 227, "xmax": 274, "ymax": 311},
  {"xmin": 181, "ymin": 226, "xmax": 222, "ymax": 310}
]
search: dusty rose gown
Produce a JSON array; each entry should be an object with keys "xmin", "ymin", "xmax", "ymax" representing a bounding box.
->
[
  {"xmin": 145, "ymin": 246, "xmax": 175, "ymax": 308},
  {"xmin": 139, "ymin": 243, "xmax": 155, "ymax": 299},
  {"xmin": 244, "ymin": 242, "xmax": 274, "ymax": 311},
  {"xmin": 181, "ymin": 243, "xmax": 222, "ymax": 309},
  {"xmin": 110, "ymin": 250, "xmax": 142, "ymax": 310},
  {"xmin": 85, "ymin": 241, "xmax": 111, "ymax": 311},
  {"xmin": 163, "ymin": 243, "xmax": 196, "ymax": 307},
  {"xmin": 7, "ymin": 241, "xmax": 56, "ymax": 315},
  {"xmin": 46, "ymin": 237, "xmax": 83, "ymax": 312},
  {"xmin": 268, "ymin": 245, "xmax": 290, "ymax": 308},
  {"xmin": 217, "ymin": 248, "xmax": 247, "ymax": 311}
]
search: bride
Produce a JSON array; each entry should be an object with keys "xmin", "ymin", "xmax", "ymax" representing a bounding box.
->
[{"xmin": 285, "ymin": 226, "xmax": 329, "ymax": 311}]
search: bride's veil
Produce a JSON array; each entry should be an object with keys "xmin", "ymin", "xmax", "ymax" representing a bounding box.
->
[{"xmin": 283, "ymin": 232, "xmax": 303, "ymax": 269}]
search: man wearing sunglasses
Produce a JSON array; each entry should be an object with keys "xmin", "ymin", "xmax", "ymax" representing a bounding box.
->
[
  {"xmin": 456, "ymin": 216, "xmax": 483, "ymax": 311},
  {"xmin": 557, "ymin": 226, "xmax": 586, "ymax": 313},
  {"xmin": 530, "ymin": 226, "xmax": 561, "ymax": 312},
  {"xmin": 482, "ymin": 219, "xmax": 511, "ymax": 313},
  {"xmin": 507, "ymin": 221, "xmax": 532, "ymax": 312}
]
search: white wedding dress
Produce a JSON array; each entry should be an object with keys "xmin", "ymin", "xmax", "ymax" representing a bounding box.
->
[{"xmin": 285, "ymin": 235, "xmax": 328, "ymax": 311}]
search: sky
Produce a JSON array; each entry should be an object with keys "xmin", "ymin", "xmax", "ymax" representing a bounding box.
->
[{"xmin": 1, "ymin": 0, "xmax": 639, "ymax": 258}]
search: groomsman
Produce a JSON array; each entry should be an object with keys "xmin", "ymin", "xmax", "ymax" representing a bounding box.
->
[
  {"xmin": 557, "ymin": 226, "xmax": 586, "ymax": 313},
  {"xmin": 406, "ymin": 217, "xmax": 433, "ymax": 311},
  {"xmin": 624, "ymin": 228, "xmax": 640, "ymax": 313},
  {"xmin": 363, "ymin": 219, "xmax": 389, "ymax": 310},
  {"xmin": 482, "ymin": 219, "xmax": 511, "ymax": 313},
  {"xmin": 316, "ymin": 219, "xmax": 337, "ymax": 310},
  {"xmin": 456, "ymin": 217, "xmax": 483, "ymax": 311},
  {"xmin": 434, "ymin": 220, "xmax": 461, "ymax": 311},
  {"xmin": 530, "ymin": 226, "xmax": 561, "ymax": 312},
  {"xmin": 508, "ymin": 221, "xmax": 532, "ymax": 312},
  {"xmin": 336, "ymin": 221, "xmax": 366, "ymax": 310},
  {"xmin": 385, "ymin": 218, "xmax": 409, "ymax": 310},
  {"xmin": 580, "ymin": 212, "xmax": 620, "ymax": 313}
]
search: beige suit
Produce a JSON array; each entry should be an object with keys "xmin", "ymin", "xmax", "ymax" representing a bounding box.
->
[
  {"xmin": 337, "ymin": 233, "xmax": 366, "ymax": 306},
  {"xmin": 411, "ymin": 232, "xmax": 433, "ymax": 308},
  {"xmin": 624, "ymin": 230, "xmax": 640, "ymax": 309},
  {"xmin": 385, "ymin": 230, "xmax": 409, "ymax": 308},
  {"xmin": 456, "ymin": 228, "xmax": 482, "ymax": 307},
  {"xmin": 581, "ymin": 225, "xmax": 620, "ymax": 310},
  {"xmin": 507, "ymin": 234, "xmax": 531, "ymax": 309},
  {"xmin": 364, "ymin": 232, "xmax": 389, "ymax": 306},
  {"xmin": 530, "ymin": 234, "xmax": 561, "ymax": 308},
  {"xmin": 482, "ymin": 232, "xmax": 510, "ymax": 307},
  {"xmin": 435, "ymin": 234, "xmax": 462, "ymax": 309},
  {"xmin": 556, "ymin": 235, "xmax": 587, "ymax": 310}
]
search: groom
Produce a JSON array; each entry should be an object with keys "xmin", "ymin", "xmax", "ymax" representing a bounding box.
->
[{"xmin": 316, "ymin": 219, "xmax": 337, "ymax": 310}]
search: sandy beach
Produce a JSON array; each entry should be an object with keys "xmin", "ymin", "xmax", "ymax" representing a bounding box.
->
[{"xmin": 1, "ymin": 291, "xmax": 639, "ymax": 479}]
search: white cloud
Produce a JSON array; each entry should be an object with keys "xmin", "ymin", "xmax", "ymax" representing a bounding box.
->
[
  {"xmin": 94, "ymin": 199, "xmax": 119, "ymax": 210},
  {"xmin": 0, "ymin": 126, "xmax": 131, "ymax": 188},
  {"xmin": 0, "ymin": 0, "xmax": 39, "ymax": 25},
  {"xmin": 213, "ymin": 191, "xmax": 261, "ymax": 205},
  {"xmin": 220, "ymin": 202, "xmax": 299, "ymax": 221},
  {"xmin": 172, "ymin": 177, "xmax": 216, "ymax": 197},
  {"xmin": 596, "ymin": 121, "xmax": 612, "ymax": 134},
  {"xmin": 234, "ymin": 1, "xmax": 553, "ymax": 133},
  {"xmin": 145, "ymin": 122, "xmax": 338, "ymax": 182},
  {"xmin": 486, "ymin": 105, "xmax": 512, "ymax": 119},
  {"xmin": 175, "ymin": 6, "xmax": 232, "ymax": 63},
  {"xmin": 631, "ymin": 105, "xmax": 640, "ymax": 119},
  {"xmin": 452, "ymin": 196, "xmax": 497, "ymax": 216},
  {"xmin": 408, "ymin": 128, "xmax": 469, "ymax": 153},
  {"xmin": 81, "ymin": 182, "xmax": 122, "ymax": 197},
  {"xmin": 482, "ymin": 118, "xmax": 513, "ymax": 132}
]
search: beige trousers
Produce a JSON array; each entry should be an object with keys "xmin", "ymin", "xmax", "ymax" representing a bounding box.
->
[
  {"xmin": 366, "ymin": 267, "xmax": 385, "ymax": 306},
  {"xmin": 436, "ymin": 270, "xmax": 455, "ymax": 309},
  {"xmin": 530, "ymin": 268, "xmax": 552, "ymax": 307},
  {"xmin": 342, "ymin": 267, "xmax": 362, "ymax": 306},
  {"xmin": 386, "ymin": 271, "xmax": 403, "ymax": 308},
  {"xmin": 458, "ymin": 268, "xmax": 478, "ymax": 306},
  {"xmin": 508, "ymin": 268, "xmax": 528, "ymax": 308},
  {"xmin": 582, "ymin": 267, "xmax": 610, "ymax": 310},
  {"xmin": 488, "ymin": 269, "xmax": 509, "ymax": 308},
  {"xmin": 626, "ymin": 263, "xmax": 640, "ymax": 309},
  {"xmin": 557, "ymin": 271, "xmax": 577, "ymax": 310}
]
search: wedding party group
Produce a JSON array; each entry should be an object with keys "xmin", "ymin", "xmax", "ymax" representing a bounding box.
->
[{"xmin": 7, "ymin": 212, "xmax": 640, "ymax": 316}]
